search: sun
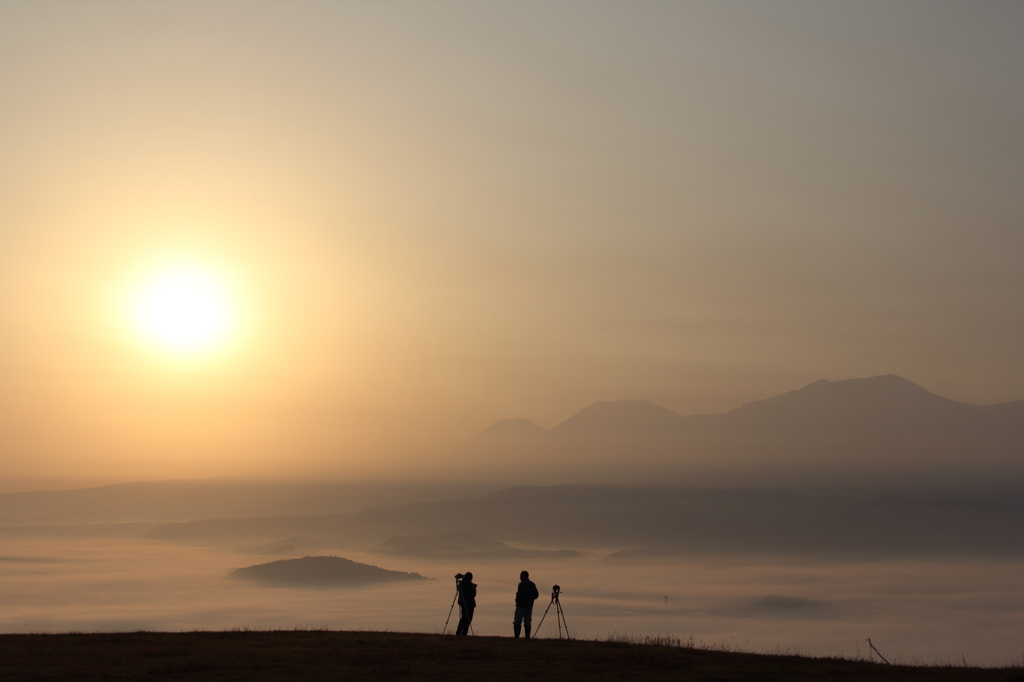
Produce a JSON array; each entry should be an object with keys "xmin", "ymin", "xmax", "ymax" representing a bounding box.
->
[{"xmin": 131, "ymin": 266, "xmax": 235, "ymax": 354}]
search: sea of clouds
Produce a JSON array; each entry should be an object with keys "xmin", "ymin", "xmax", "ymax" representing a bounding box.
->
[{"xmin": 2, "ymin": 537, "xmax": 1023, "ymax": 666}]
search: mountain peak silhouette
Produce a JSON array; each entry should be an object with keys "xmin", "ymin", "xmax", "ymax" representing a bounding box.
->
[
  {"xmin": 477, "ymin": 418, "xmax": 547, "ymax": 437},
  {"xmin": 725, "ymin": 374, "xmax": 980, "ymax": 432},
  {"xmin": 783, "ymin": 374, "xmax": 945, "ymax": 401},
  {"xmin": 549, "ymin": 400, "xmax": 687, "ymax": 434}
]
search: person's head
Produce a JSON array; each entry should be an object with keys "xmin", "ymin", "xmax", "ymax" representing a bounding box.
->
[
  {"xmin": 464, "ymin": 572, "xmax": 473, "ymax": 581},
  {"xmin": 520, "ymin": 570, "xmax": 529, "ymax": 580}
]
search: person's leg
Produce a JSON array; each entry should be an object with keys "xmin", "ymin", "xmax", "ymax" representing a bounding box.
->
[
  {"xmin": 465, "ymin": 606, "xmax": 475, "ymax": 635},
  {"xmin": 513, "ymin": 607, "xmax": 524, "ymax": 638},
  {"xmin": 524, "ymin": 607, "xmax": 533, "ymax": 639},
  {"xmin": 456, "ymin": 606, "xmax": 468, "ymax": 635}
]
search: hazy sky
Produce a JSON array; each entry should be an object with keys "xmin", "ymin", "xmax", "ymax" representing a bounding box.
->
[{"xmin": 1, "ymin": 1, "xmax": 1022, "ymax": 480}]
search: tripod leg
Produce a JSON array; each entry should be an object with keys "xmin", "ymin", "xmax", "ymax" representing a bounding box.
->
[
  {"xmin": 534, "ymin": 597, "xmax": 556, "ymax": 637},
  {"xmin": 442, "ymin": 591, "xmax": 459, "ymax": 634},
  {"xmin": 558, "ymin": 600, "xmax": 569, "ymax": 640}
]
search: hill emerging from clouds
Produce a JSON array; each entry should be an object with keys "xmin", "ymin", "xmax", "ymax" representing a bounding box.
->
[{"xmin": 229, "ymin": 556, "xmax": 429, "ymax": 587}]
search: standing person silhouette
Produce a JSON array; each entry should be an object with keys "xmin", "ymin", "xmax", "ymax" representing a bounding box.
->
[
  {"xmin": 513, "ymin": 570, "xmax": 540, "ymax": 639},
  {"xmin": 455, "ymin": 571, "xmax": 476, "ymax": 636}
]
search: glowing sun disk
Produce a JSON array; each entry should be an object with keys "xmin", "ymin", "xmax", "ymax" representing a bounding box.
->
[{"xmin": 132, "ymin": 268, "xmax": 233, "ymax": 353}]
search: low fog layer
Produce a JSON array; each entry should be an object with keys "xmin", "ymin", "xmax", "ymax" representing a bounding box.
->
[
  {"xmin": 2, "ymin": 537, "xmax": 1023, "ymax": 665},
  {"xmin": 2, "ymin": 456, "xmax": 1023, "ymax": 662}
]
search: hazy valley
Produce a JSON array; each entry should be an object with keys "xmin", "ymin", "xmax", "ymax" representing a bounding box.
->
[{"xmin": 2, "ymin": 375, "xmax": 1023, "ymax": 665}]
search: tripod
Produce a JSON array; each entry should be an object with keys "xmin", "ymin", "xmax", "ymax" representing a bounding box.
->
[
  {"xmin": 534, "ymin": 585, "xmax": 570, "ymax": 639},
  {"xmin": 442, "ymin": 576, "xmax": 474, "ymax": 635}
]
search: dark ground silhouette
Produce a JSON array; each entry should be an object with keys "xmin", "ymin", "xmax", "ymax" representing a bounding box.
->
[{"xmin": 0, "ymin": 631, "xmax": 1020, "ymax": 682}]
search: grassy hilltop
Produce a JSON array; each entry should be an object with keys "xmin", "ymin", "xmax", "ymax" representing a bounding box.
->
[{"xmin": 1, "ymin": 631, "xmax": 1021, "ymax": 682}]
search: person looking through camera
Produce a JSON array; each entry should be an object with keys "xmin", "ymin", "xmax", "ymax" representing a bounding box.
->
[
  {"xmin": 513, "ymin": 570, "xmax": 540, "ymax": 639},
  {"xmin": 456, "ymin": 571, "xmax": 476, "ymax": 636}
]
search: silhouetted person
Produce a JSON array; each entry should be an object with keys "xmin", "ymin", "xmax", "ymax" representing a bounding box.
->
[
  {"xmin": 513, "ymin": 570, "xmax": 539, "ymax": 639},
  {"xmin": 456, "ymin": 571, "xmax": 476, "ymax": 636}
]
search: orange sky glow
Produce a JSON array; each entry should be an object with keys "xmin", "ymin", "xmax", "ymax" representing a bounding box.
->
[{"xmin": 1, "ymin": 1, "xmax": 1022, "ymax": 482}]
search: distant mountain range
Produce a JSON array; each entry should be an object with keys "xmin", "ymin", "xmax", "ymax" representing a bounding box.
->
[
  {"xmin": 468, "ymin": 375, "xmax": 1024, "ymax": 479},
  {"xmin": 480, "ymin": 375, "xmax": 1024, "ymax": 437},
  {"xmin": 2, "ymin": 375, "xmax": 1021, "ymax": 531}
]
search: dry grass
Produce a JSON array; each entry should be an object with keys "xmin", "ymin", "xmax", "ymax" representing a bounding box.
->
[
  {"xmin": 0, "ymin": 630, "xmax": 1021, "ymax": 682},
  {"xmin": 600, "ymin": 632, "xmax": 1024, "ymax": 670}
]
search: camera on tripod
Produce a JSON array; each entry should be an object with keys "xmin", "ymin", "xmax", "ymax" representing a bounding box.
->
[
  {"xmin": 444, "ymin": 573, "xmax": 473, "ymax": 635},
  {"xmin": 536, "ymin": 583, "xmax": 570, "ymax": 639}
]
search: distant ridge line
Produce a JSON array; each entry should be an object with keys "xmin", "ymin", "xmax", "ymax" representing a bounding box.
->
[{"xmin": 474, "ymin": 374, "xmax": 1024, "ymax": 439}]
